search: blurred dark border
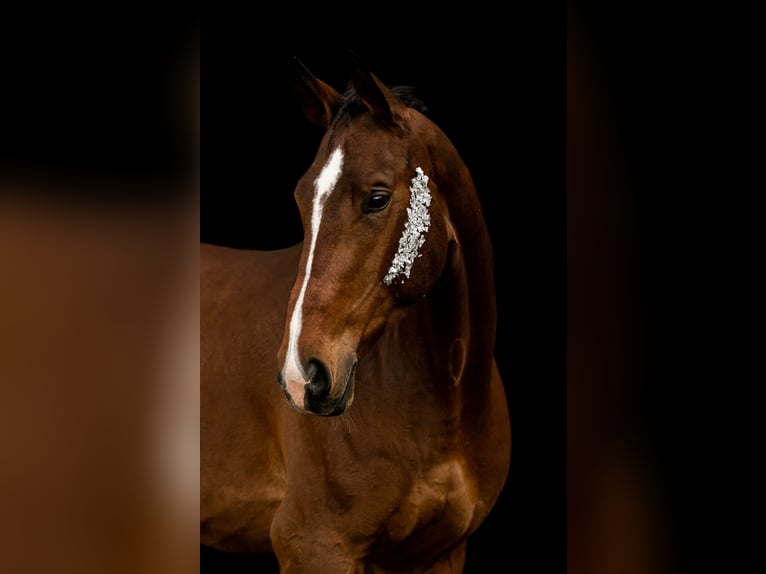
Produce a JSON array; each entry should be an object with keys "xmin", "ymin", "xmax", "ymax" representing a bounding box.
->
[
  {"xmin": 0, "ymin": 8, "xmax": 199, "ymax": 201},
  {"xmin": 568, "ymin": 1, "xmax": 761, "ymax": 571},
  {"xmin": 1, "ymin": 7, "xmax": 200, "ymax": 574}
]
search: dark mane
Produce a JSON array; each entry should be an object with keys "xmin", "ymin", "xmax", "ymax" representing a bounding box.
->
[{"xmin": 333, "ymin": 85, "xmax": 430, "ymax": 127}]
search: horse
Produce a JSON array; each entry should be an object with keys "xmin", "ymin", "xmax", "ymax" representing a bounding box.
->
[{"xmin": 200, "ymin": 54, "xmax": 511, "ymax": 573}]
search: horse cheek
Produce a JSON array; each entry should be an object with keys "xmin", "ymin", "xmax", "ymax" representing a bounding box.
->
[{"xmin": 394, "ymin": 215, "xmax": 449, "ymax": 302}]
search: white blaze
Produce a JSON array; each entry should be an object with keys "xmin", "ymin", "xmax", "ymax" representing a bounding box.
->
[{"xmin": 283, "ymin": 147, "xmax": 344, "ymax": 405}]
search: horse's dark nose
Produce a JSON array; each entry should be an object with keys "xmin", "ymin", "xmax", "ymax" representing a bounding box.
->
[{"xmin": 305, "ymin": 358, "xmax": 332, "ymax": 411}]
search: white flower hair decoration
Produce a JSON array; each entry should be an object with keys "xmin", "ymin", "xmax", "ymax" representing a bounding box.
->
[{"xmin": 383, "ymin": 167, "xmax": 432, "ymax": 285}]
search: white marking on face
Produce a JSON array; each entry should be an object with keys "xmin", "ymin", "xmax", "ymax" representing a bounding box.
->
[
  {"xmin": 282, "ymin": 147, "xmax": 344, "ymax": 405},
  {"xmin": 383, "ymin": 167, "xmax": 432, "ymax": 285}
]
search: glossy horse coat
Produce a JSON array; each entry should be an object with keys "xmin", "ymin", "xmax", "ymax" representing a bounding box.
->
[{"xmin": 201, "ymin": 57, "xmax": 511, "ymax": 572}]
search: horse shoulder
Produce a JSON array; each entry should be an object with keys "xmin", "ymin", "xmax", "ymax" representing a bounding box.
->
[
  {"xmin": 200, "ymin": 242, "xmax": 301, "ymax": 552},
  {"xmin": 383, "ymin": 359, "xmax": 511, "ymax": 554},
  {"xmin": 388, "ymin": 457, "xmax": 479, "ymax": 541}
]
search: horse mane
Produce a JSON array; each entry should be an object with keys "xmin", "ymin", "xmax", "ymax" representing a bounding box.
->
[{"xmin": 332, "ymin": 85, "xmax": 430, "ymax": 127}]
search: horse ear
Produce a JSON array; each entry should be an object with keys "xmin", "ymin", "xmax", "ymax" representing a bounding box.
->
[
  {"xmin": 348, "ymin": 50, "xmax": 407, "ymax": 128},
  {"xmin": 288, "ymin": 57, "xmax": 343, "ymax": 128}
]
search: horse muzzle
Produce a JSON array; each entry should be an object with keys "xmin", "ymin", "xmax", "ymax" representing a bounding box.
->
[{"xmin": 278, "ymin": 355, "xmax": 357, "ymax": 416}]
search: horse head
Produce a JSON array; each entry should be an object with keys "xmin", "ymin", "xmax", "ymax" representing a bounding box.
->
[{"xmin": 277, "ymin": 55, "xmax": 459, "ymax": 415}]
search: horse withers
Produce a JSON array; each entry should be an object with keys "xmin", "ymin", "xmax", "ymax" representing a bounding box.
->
[{"xmin": 201, "ymin": 55, "xmax": 511, "ymax": 572}]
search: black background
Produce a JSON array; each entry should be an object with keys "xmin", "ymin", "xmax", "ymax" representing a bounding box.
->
[{"xmin": 201, "ymin": 38, "xmax": 565, "ymax": 574}]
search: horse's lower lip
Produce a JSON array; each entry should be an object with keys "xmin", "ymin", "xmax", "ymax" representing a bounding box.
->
[
  {"xmin": 331, "ymin": 362, "xmax": 357, "ymax": 414},
  {"xmin": 316, "ymin": 361, "xmax": 356, "ymax": 417}
]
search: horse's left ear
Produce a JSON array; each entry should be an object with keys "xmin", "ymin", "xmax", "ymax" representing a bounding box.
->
[
  {"xmin": 288, "ymin": 57, "xmax": 344, "ymax": 128},
  {"xmin": 348, "ymin": 50, "xmax": 407, "ymax": 128}
]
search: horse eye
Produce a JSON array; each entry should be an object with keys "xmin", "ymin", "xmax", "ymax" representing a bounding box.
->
[{"xmin": 364, "ymin": 191, "xmax": 391, "ymax": 213}]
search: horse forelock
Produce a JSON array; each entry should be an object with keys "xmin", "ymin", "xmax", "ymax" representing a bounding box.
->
[{"xmin": 331, "ymin": 85, "xmax": 430, "ymax": 129}]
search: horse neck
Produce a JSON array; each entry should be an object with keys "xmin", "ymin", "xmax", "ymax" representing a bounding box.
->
[{"xmin": 429, "ymin": 127, "xmax": 498, "ymax": 373}]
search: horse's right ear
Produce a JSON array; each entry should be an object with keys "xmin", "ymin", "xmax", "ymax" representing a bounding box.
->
[
  {"xmin": 288, "ymin": 58, "xmax": 343, "ymax": 129},
  {"xmin": 347, "ymin": 49, "xmax": 407, "ymax": 129}
]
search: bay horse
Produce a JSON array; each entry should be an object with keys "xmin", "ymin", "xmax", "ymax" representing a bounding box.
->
[{"xmin": 201, "ymin": 55, "xmax": 511, "ymax": 572}]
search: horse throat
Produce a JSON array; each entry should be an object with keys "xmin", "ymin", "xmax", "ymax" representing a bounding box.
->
[{"xmin": 389, "ymin": 235, "xmax": 484, "ymax": 391}]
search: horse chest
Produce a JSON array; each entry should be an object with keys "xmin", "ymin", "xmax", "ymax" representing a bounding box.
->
[{"xmin": 274, "ymin": 451, "xmax": 481, "ymax": 567}]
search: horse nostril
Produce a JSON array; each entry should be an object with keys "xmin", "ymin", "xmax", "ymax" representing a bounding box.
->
[{"xmin": 305, "ymin": 358, "xmax": 331, "ymax": 405}]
